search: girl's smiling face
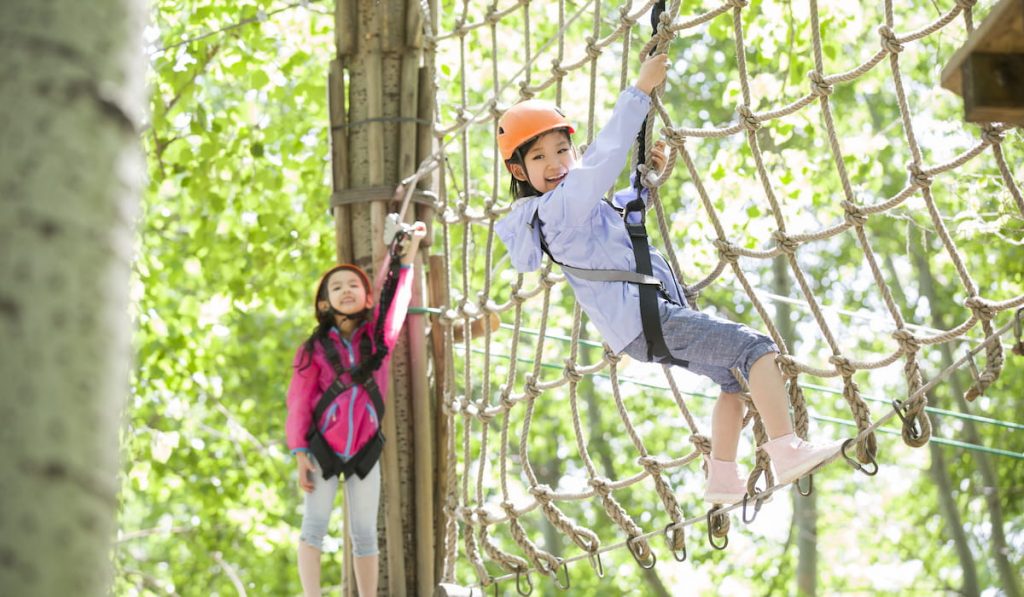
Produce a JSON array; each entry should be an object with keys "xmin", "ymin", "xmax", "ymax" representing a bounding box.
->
[
  {"xmin": 320, "ymin": 269, "xmax": 371, "ymax": 316},
  {"xmin": 509, "ymin": 130, "xmax": 576, "ymax": 195}
]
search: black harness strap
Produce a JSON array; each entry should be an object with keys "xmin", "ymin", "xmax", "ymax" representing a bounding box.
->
[
  {"xmin": 307, "ymin": 241, "xmax": 406, "ymax": 479},
  {"xmin": 317, "ymin": 334, "xmax": 385, "ymax": 424}
]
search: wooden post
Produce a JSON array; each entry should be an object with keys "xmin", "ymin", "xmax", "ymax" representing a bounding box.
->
[
  {"xmin": 940, "ymin": 0, "xmax": 1024, "ymax": 124},
  {"xmin": 330, "ymin": 0, "xmax": 435, "ymax": 594},
  {"xmin": 427, "ymin": 254, "xmax": 451, "ymax": 585}
]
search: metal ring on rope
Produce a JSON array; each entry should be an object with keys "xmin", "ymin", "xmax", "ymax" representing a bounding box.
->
[
  {"xmin": 841, "ymin": 438, "xmax": 879, "ymax": 476},
  {"xmin": 741, "ymin": 492, "xmax": 762, "ymax": 524},
  {"xmin": 626, "ymin": 535, "xmax": 657, "ymax": 569},
  {"xmin": 586, "ymin": 550, "xmax": 604, "ymax": 578},
  {"xmin": 663, "ymin": 523, "xmax": 688, "ymax": 562},
  {"xmin": 795, "ymin": 475, "xmax": 813, "ymax": 497},
  {"xmin": 515, "ymin": 568, "xmax": 533, "ymax": 596},
  {"xmin": 706, "ymin": 507, "xmax": 729, "ymax": 550},
  {"xmin": 552, "ymin": 560, "xmax": 570, "ymax": 591},
  {"xmin": 891, "ymin": 398, "xmax": 921, "ymax": 441}
]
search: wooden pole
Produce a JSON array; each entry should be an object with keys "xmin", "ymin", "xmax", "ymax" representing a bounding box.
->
[{"xmin": 330, "ymin": 0, "xmax": 435, "ymax": 593}]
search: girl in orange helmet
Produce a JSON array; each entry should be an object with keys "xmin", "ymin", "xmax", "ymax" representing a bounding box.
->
[
  {"xmin": 286, "ymin": 221, "xmax": 426, "ymax": 597},
  {"xmin": 495, "ymin": 54, "xmax": 841, "ymax": 507}
]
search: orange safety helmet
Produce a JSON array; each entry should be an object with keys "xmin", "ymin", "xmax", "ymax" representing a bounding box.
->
[
  {"xmin": 313, "ymin": 264, "xmax": 372, "ymax": 319},
  {"xmin": 497, "ymin": 99, "xmax": 576, "ymax": 163}
]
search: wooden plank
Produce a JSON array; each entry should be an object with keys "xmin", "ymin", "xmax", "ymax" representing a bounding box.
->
[
  {"xmin": 427, "ymin": 254, "xmax": 450, "ymax": 587},
  {"xmin": 941, "ymin": 0, "xmax": 1024, "ymax": 95},
  {"xmin": 336, "ymin": 0, "xmax": 356, "ymax": 58},
  {"xmin": 328, "ymin": 59, "xmax": 353, "ymax": 263}
]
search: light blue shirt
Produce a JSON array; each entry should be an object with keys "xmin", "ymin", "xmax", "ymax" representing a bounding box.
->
[{"xmin": 495, "ymin": 86, "xmax": 686, "ymax": 353}]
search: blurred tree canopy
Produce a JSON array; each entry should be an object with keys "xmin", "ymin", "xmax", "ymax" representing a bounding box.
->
[{"xmin": 122, "ymin": 0, "xmax": 1021, "ymax": 595}]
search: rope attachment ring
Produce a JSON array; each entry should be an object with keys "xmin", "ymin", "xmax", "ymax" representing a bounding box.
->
[
  {"xmin": 706, "ymin": 507, "xmax": 730, "ymax": 550},
  {"xmin": 841, "ymin": 438, "xmax": 879, "ymax": 476},
  {"xmin": 514, "ymin": 568, "xmax": 534, "ymax": 596},
  {"xmin": 663, "ymin": 523, "xmax": 688, "ymax": 562},
  {"xmin": 626, "ymin": 534, "xmax": 657, "ymax": 569}
]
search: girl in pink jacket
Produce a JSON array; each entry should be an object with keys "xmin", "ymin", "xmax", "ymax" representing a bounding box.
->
[{"xmin": 286, "ymin": 221, "xmax": 425, "ymax": 597}]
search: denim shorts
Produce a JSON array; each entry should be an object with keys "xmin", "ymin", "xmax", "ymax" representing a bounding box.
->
[{"xmin": 622, "ymin": 297, "xmax": 778, "ymax": 393}]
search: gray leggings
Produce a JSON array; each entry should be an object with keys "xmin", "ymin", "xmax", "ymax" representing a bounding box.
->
[
  {"xmin": 300, "ymin": 456, "xmax": 381, "ymax": 557},
  {"xmin": 623, "ymin": 297, "xmax": 778, "ymax": 394}
]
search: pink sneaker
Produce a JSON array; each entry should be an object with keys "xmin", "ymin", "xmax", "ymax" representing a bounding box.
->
[
  {"xmin": 760, "ymin": 433, "xmax": 844, "ymax": 486},
  {"xmin": 704, "ymin": 458, "xmax": 748, "ymax": 504}
]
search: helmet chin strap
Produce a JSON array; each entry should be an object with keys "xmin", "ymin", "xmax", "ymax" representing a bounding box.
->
[{"xmin": 330, "ymin": 306, "xmax": 370, "ymax": 325}]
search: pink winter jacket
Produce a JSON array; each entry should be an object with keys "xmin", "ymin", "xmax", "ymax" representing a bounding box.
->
[{"xmin": 285, "ymin": 266, "xmax": 413, "ymax": 457}]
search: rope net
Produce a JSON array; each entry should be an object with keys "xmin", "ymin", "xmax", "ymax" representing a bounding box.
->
[{"xmin": 420, "ymin": 0, "xmax": 1023, "ymax": 589}]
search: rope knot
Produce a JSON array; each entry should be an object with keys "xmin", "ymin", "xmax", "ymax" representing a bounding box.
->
[
  {"xmin": 829, "ymin": 355, "xmax": 857, "ymax": 377},
  {"xmin": 737, "ymin": 104, "xmax": 761, "ymax": 131},
  {"xmin": 772, "ymin": 230, "xmax": 800, "ymax": 255},
  {"xmin": 589, "ymin": 477, "xmax": 612, "ymax": 495},
  {"xmin": 878, "ymin": 25, "xmax": 903, "ymax": 54},
  {"xmin": 499, "ymin": 388, "xmax": 516, "ymax": 410},
  {"xmin": 523, "ymin": 375, "xmax": 542, "ymax": 398},
  {"xmin": 585, "ymin": 36, "xmax": 602, "ymax": 60},
  {"xmin": 907, "ymin": 163, "xmax": 932, "ymax": 189},
  {"xmin": 500, "ymin": 500, "xmax": 518, "ymax": 516},
  {"xmin": 775, "ymin": 354, "xmax": 801, "ymax": 378},
  {"xmin": 663, "ymin": 128, "xmax": 687, "ymax": 148},
  {"xmin": 618, "ymin": 5, "xmax": 638, "ymax": 26},
  {"xmin": 713, "ymin": 239, "xmax": 741, "ymax": 264},
  {"xmin": 550, "ymin": 58, "xmax": 568, "ymax": 79},
  {"xmin": 965, "ymin": 296, "xmax": 997, "ymax": 321},
  {"xmin": 517, "ymin": 80, "xmax": 535, "ymax": 99},
  {"xmin": 637, "ymin": 455, "xmax": 664, "ymax": 475},
  {"xmin": 955, "ymin": 0, "xmax": 977, "ymax": 9},
  {"xmin": 530, "ymin": 484, "xmax": 554, "ymax": 502},
  {"xmin": 892, "ymin": 329, "xmax": 921, "ymax": 354},
  {"xmin": 726, "ymin": 0, "xmax": 749, "ymax": 9},
  {"xmin": 841, "ymin": 200, "xmax": 868, "ymax": 227},
  {"xmin": 690, "ymin": 433, "xmax": 712, "ymax": 455},
  {"xmin": 563, "ymin": 359, "xmax": 584, "ymax": 383},
  {"xmin": 981, "ymin": 125, "xmax": 1003, "ymax": 145},
  {"xmin": 603, "ymin": 345, "xmax": 623, "ymax": 365},
  {"xmin": 808, "ymin": 70, "xmax": 833, "ymax": 97},
  {"xmin": 484, "ymin": 6, "xmax": 501, "ymax": 25}
]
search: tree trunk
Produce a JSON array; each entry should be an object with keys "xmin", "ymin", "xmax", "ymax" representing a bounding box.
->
[
  {"xmin": 0, "ymin": 1, "xmax": 145, "ymax": 595},
  {"xmin": 772, "ymin": 258, "xmax": 818, "ymax": 596},
  {"xmin": 904, "ymin": 237, "xmax": 1020, "ymax": 597},
  {"xmin": 883, "ymin": 252, "xmax": 981, "ymax": 596},
  {"xmin": 330, "ymin": 0, "xmax": 435, "ymax": 594}
]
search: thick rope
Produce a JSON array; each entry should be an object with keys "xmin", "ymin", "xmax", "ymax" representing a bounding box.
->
[{"xmin": 420, "ymin": 0, "xmax": 1024, "ymax": 588}]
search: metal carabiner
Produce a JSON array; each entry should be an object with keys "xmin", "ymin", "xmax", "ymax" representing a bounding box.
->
[
  {"xmin": 706, "ymin": 507, "xmax": 729, "ymax": 550},
  {"xmin": 663, "ymin": 523, "xmax": 688, "ymax": 562},
  {"xmin": 627, "ymin": 535, "xmax": 657, "ymax": 569},
  {"xmin": 841, "ymin": 438, "xmax": 879, "ymax": 476}
]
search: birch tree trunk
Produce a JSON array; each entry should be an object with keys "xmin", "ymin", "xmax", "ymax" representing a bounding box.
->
[{"xmin": 0, "ymin": 1, "xmax": 145, "ymax": 595}]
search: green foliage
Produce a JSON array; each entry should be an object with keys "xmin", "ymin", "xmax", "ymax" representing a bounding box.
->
[
  {"xmin": 120, "ymin": 1, "xmax": 334, "ymax": 594},
  {"xmin": 125, "ymin": 0, "xmax": 1022, "ymax": 595}
]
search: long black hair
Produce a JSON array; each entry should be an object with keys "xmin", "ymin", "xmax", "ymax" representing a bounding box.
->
[{"xmin": 506, "ymin": 128, "xmax": 573, "ymax": 200}]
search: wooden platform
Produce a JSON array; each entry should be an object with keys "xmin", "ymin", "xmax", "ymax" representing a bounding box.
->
[{"xmin": 940, "ymin": 0, "xmax": 1024, "ymax": 124}]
